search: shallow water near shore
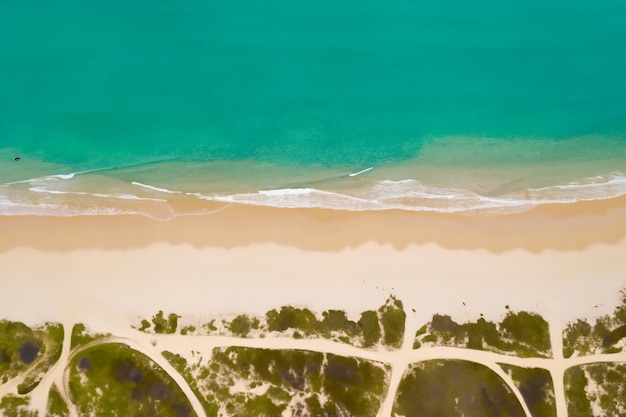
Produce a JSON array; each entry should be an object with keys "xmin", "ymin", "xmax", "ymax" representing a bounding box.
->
[{"xmin": 1, "ymin": 0, "xmax": 625, "ymax": 217}]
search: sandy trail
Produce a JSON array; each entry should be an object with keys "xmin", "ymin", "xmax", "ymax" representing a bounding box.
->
[
  {"xmin": 36, "ymin": 320, "xmax": 625, "ymax": 417},
  {"xmin": 29, "ymin": 322, "xmax": 79, "ymax": 417},
  {"xmin": 549, "ymin": 315, "xmax": 567, "ymax": 417}
]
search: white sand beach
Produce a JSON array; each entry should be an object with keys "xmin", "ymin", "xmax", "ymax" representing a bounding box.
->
[
  {"xmin": 1, "ymin": 195, "xmax": 625, "ymax": 328},
  {"xmin": 1, "ymin": 196, "xmax": 625, "ymax": 417}
]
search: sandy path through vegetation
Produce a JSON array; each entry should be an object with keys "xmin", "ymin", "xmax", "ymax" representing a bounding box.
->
[{"xmin": 31, "ymin": 320, "xmax": 624, "ymax": 417}]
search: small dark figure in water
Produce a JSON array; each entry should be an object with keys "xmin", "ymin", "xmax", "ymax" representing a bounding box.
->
[{"xmin": 14, "ymin": 157, "xmax": 21, "ymax": 161}]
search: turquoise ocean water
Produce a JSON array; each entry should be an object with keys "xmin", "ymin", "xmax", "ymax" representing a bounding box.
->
[{"xmin": 1, "ymin": 0, "xmax": 625, "ymax": 218}]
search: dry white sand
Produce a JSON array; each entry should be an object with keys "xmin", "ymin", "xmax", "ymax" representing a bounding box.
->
[
  {"xmin": 1, "ymin": 195, "xmax": 625, "ymax": 328},
  {"xmin": 0, "ymin": 240, "xmax": 624, "ymax": 330}
]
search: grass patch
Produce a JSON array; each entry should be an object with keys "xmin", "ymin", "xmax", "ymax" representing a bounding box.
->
[
  {"xmin": 264, "ymin": 297, "xmax": 401, "ymax": 348},
  {"xmin": 501, "ymin": 312, "xmax": 550, "ymax": 352},
  {"xmin": 565, "ymin": 363, "xmax": 626, "ymax": 417},
  {"xmin": 500, "ymin": 364, "xmax": 556, "ymax": 417},
  {"xmin": 319, "ymin": 310, "xmax": 361, "ymax": 338},
  {"xmin": 146, "ymin": 297, "xmax": 400, "ymax": 348},
  {"xmin": 153, "ymin": 311, "xmax": 180, "ymax": 334},
  {"xmin": 70, "ymin": 323, "xmax": 109, "ymax": 350},
  {"xmin": 17, "ymin": 323, "xmax": 64, "ymax": 394},
  {"xmin": 266, "ymin": 306, "xmax": 317, "ymax": 335},
  {"xmin": 415, "ymin": 311, "xmax": 552, "ymax": 357},
  {"xmin": 563, "ymin": 291, "xmax": 626, "ymax": 357},
  {"xmin": 322, "ymin": 354, "xmax": 388, "ymax": 417},
  {"xmin": 162, "ymin": 351, "xmax": 220, "ymax": 417},
  {"xmin": 0, "ymin": 321, "xmax": 63, "ymax": 393},
  {"xmin": 0, "ymin": 321, "xmax": 43, "ymax": 383},
  {"xmin": 68, "ymin": 343, "xmax": 197, "ymax": 417},
  {"xmin": 135, "ymin": 311, "xmax": 180, "ymax": 334},
  {"xmin": 394, "ymin": 360, "xmax": 526, "ymax": 417},
  {"xmin": 0, "ymin": 395, "xmax": 37, "ymax": 417},
  {"xmin": 164, "ymin": 346, "xmax": 390, "ymax": 417},
  {"xmin": 359, "ymin": 310, "xmax": 381, "ymax": 348},
  {"xmin": 228, "ymin": 315, "xmax": 259, "ymax": 337},
  {"xmin": 47, "ymin": 384, "xmax": 70, "ymax": 417},
  {"xmin": 180, "ymin": 326, "xmax": 196, "ymax": 335},
  {"xmin": 378, "ymin": 296, "xmax": 406, "ymax": 348}
]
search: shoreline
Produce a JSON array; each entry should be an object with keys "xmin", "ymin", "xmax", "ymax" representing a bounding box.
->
[
  {"xmin": 2, "ymin": 157, "xmax": 625, "ymax": 219},
  {"xmin": 0, "ymin": 195, "xmax": 625, "ymax": 329},
  {"xmin": 1, "ymin": 193, "xmax": 626, "ymax": 254}
]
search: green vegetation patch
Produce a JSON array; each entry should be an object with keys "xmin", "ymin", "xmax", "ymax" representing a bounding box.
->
[
  {"xmin": 0, "ymin": 395, "xmax": 37, "ymax": 417},
  {"xmin": 137, "ymin": 311, "xmax": 181, "ymax": 334},
  {"xmin": 47, "ymin": 384, "xmax": 70, "ymax": 417},
  {"xmin": 266, "ymin": 307, "xmax": 318, "ymax": 335},
  {"xmin": 68, "ymin": 343, "xmax": 197, "ymax": 417},
  {"xmin": 415, "ymin": 311, "xmax": 551, "ymax": 357},
  {"xmin": 322, "ymin": 354, "xmax": 389, "ymax": 416},
  {"xmin": 379, "ymin": 296, "xmax": 406, "ymax": 348},
  {"xmin": 144, "ymin": 297, "xmax": 403, "ymax": 349},
  {"xmin": 264, "ymin": 297, "xmax": 403, "ymax": 349},
  {"xmin": 162, "ymin": 351, "xmax": 219, "ymax": 417},
  {"xmin": 500, "ymin": 364, "xmax": 556, "ymax": 417},
  {"xmin": 562, "ymin": 291, "xmax": 626, "ymax": 357},
  {"xmin": 359, "ymin": 310, "xmax": 382, "ymax": 348},
  {"xmin": 227, "ymin": 315, "xmax": 260, "ymax": 337},
  {"xmin": 70, "ymin": 323, "xmax": 109, "ymax": 350},
  {"xmin": 564, "ymin": 363, "xmax": 626, "ymax": 417},
  {"xmin": 180, "ymin": 325, "xmax": 196, "ymax": 335},
  {"xmin": 394, "ymin": 359, "xmax": 526, "ymax": 417},
  {"xmin": 0, "ymin": 321, "xmax": 63, "ymax": 393},
  {"xmin": 164, "ymin": 347, "xmax": 390, "ymax": 417}
]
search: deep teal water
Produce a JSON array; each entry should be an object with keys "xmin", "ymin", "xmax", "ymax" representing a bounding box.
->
[{"xmin": 1, "ymin": 0, "xmax": 625, "ymax": 216}]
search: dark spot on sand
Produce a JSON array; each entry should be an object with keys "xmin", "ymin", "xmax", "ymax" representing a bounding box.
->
[
  {"xmin": 79, "ymin": 357, "xmax": 92, "ymax": 370},
  {"xmin": 18, "ymin": 342, "xmax": 39, "ymax": 364}
]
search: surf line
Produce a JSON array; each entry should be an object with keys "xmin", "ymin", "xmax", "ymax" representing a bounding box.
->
[{"xmin": 348, "ymin": 167, "xmax": 373, "ymax": 177}]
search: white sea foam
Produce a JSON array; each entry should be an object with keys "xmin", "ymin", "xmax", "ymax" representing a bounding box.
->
[
  {"xmin": 195, "ymin": 173, "xmax": 626, "ymax": 214},
  {"xmin": 5, "ymin": 178, "xmax": 37, "ymax": 185},
  {"xmin": 6, "ymin": 172, "xmax": 76, "ymax": 185},
  {"xmin": 49, "ymin": 173, "xmax": 76, "ymax": 180},
  {"xmin": 348, "ymin": 167, "xmax": 373, "ymax": 177},
  {"xmin": 28, "ymin": 187, "xmax": 166, "ymax": 202},
  {"xmin": 259, "ymin": 188, "xmax": 318, "ymax": 196},
  {"xmin": 2, "ymin": 172, "xmax": 625, "ymax": 217},
  {"xmin": 0, "ymin": 195, "xmax": 172, "ymax": 219},
  {"xmin": 132, "ymin": 182, "xmax": 182, "ymax": 194},
  {"xmin": 209, "ymin": 188, "xmax": 378, "ymax": 210}
]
